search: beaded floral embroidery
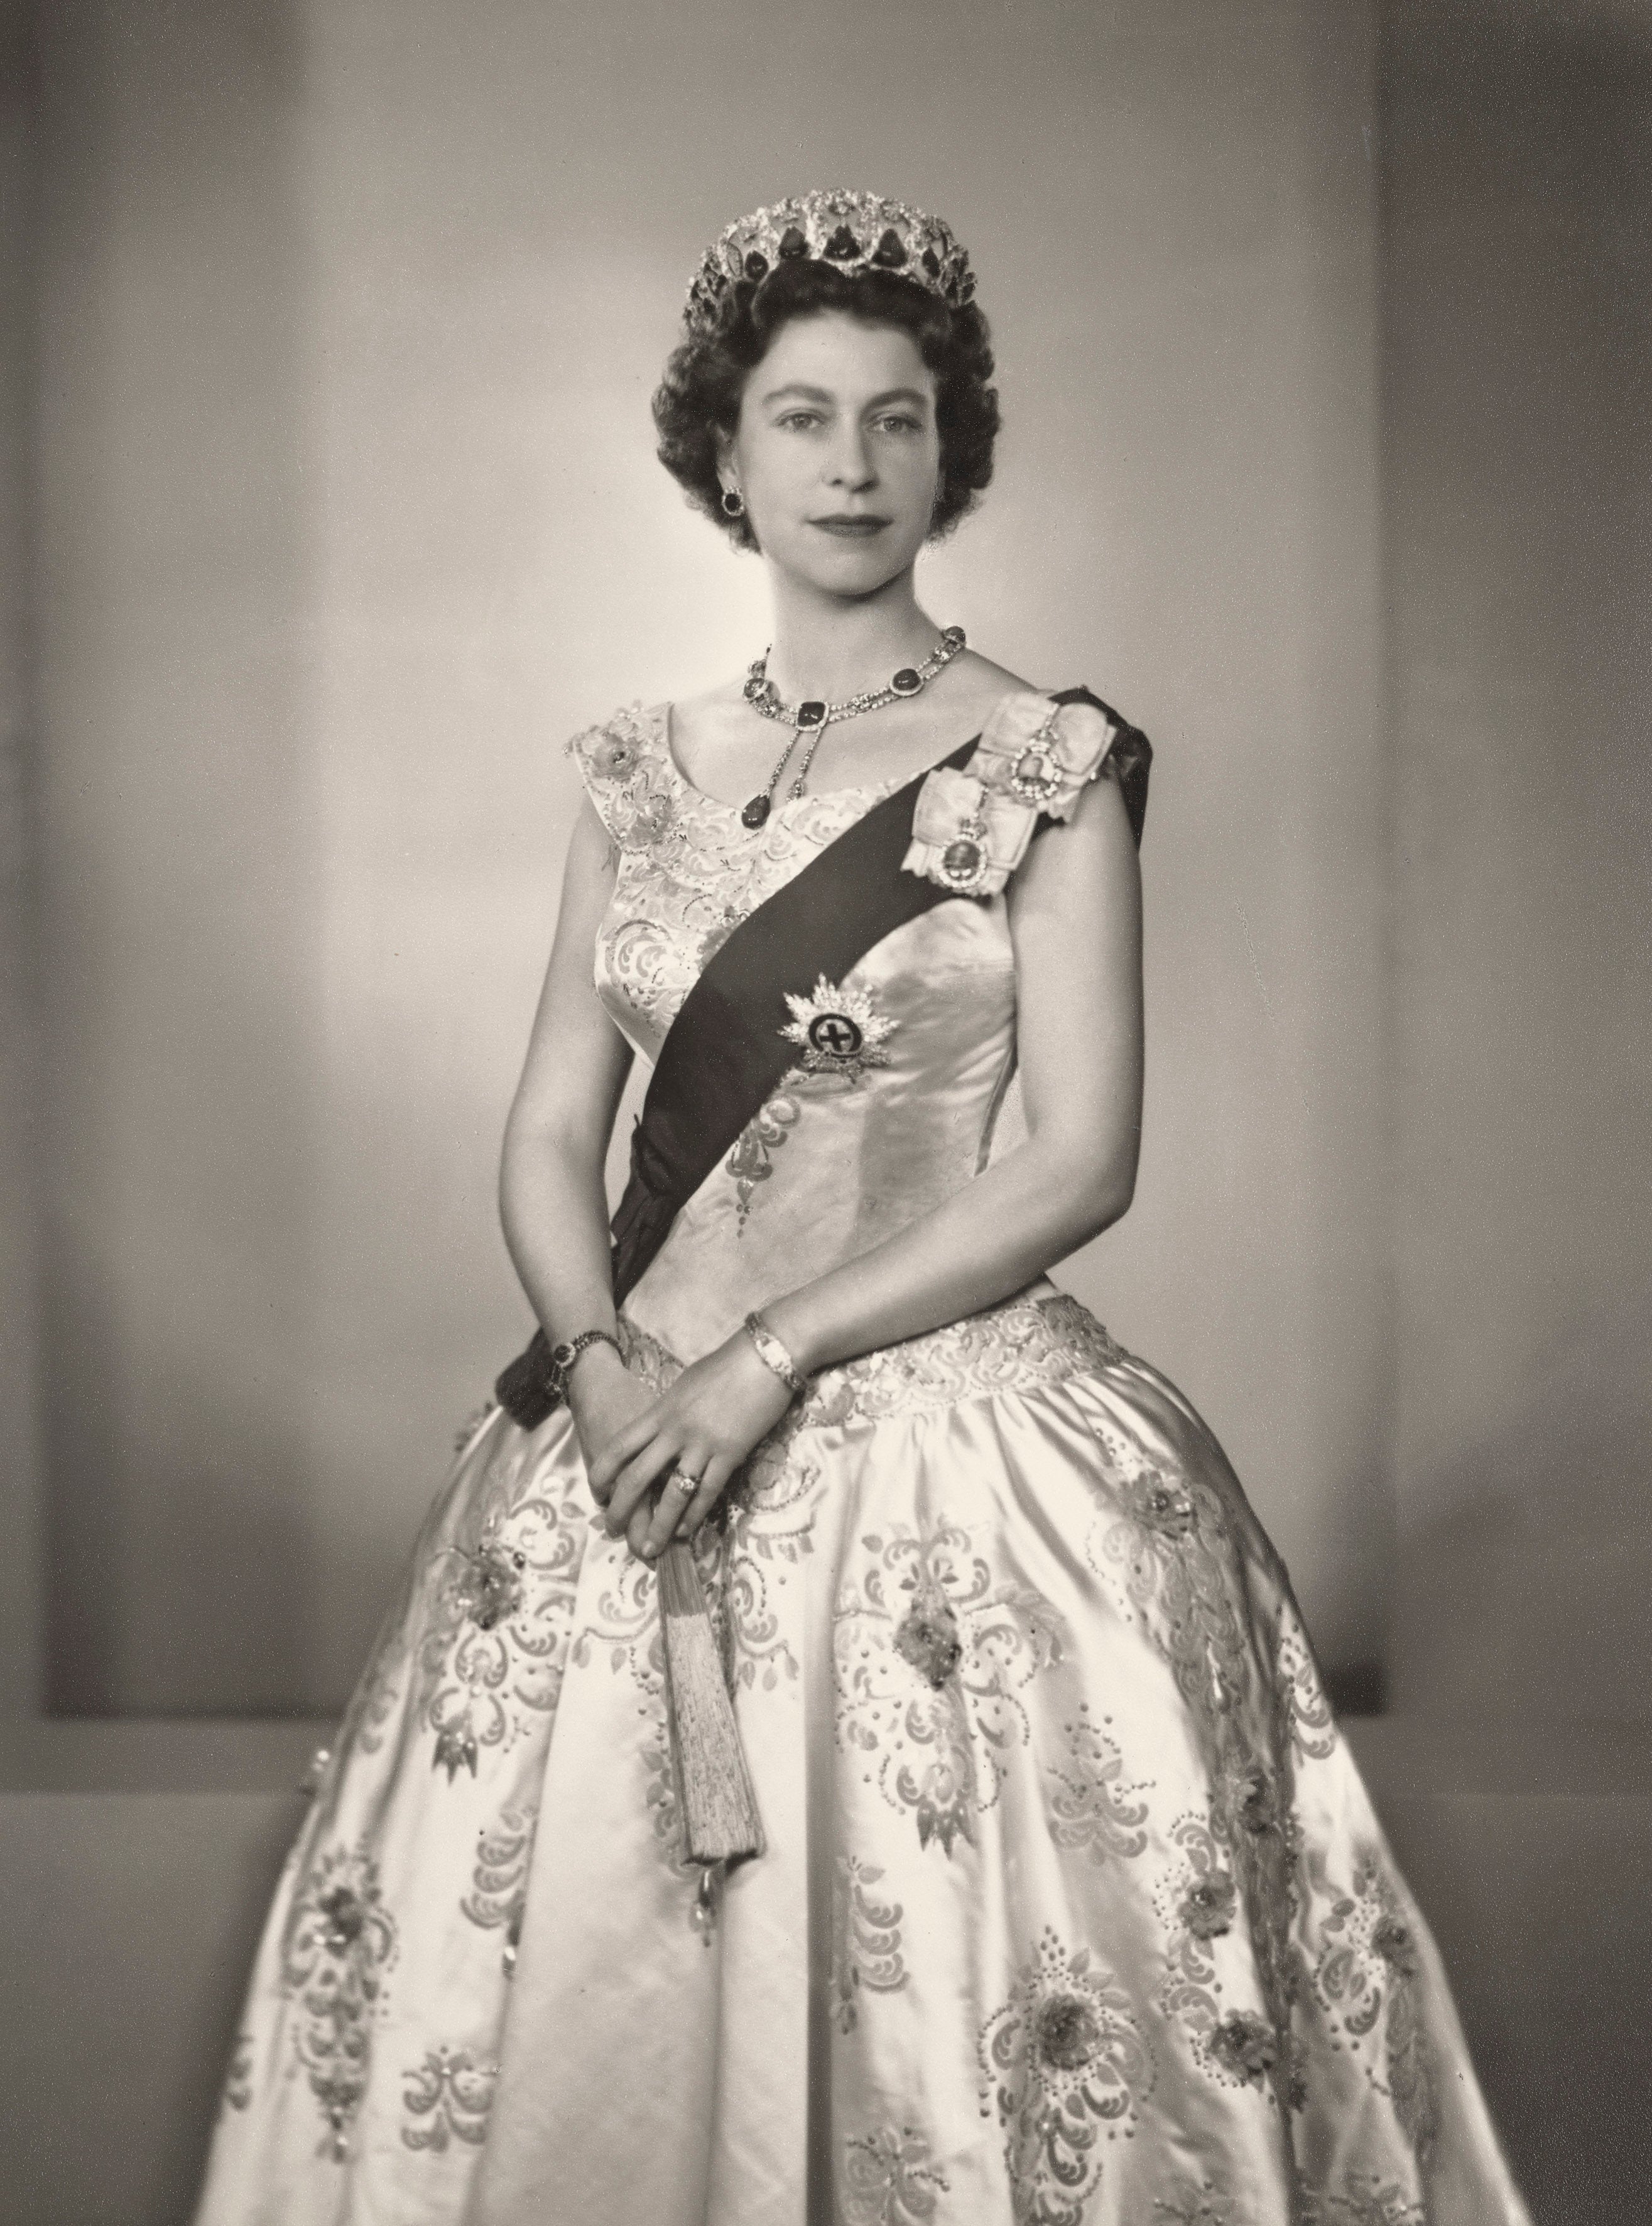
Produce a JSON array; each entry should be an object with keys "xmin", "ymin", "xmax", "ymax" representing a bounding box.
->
[
  {"xmin": 1043, "ymin": 1704, "xmax": 1151, "ymax": 1863},
  {"xmin": 797, "ymin": 1290, "xmax": 1123, "ymax": 1432},
  {"xmin": 1084, "ymin": 1410, "xmax": 1310, "ymax": 2119},
  {"xmin": 841, "ymin": 2124, "xmax": 951, "ymax": 2225},
  {"xmin": 412, "ymin": 1432, "xmax": 585, "ymax": 1781},
  {"xmin": 399, "ymin": 2046, "xmax": 497, "ymax": 2152},
  {"xmin": 1278, "ymin": 1601, "xmax": 1339, "ymax": 1764},
  {"xmin": 831, "ymin": 1853, "xmax": 910, "ymax": 2031},
  {"xmin": 1306, "ymin": 1847, "xmax": 1437, "ymax": 2154},
  {"xmin": 725, "ymin": 1089, "xmax": 802, "ymax": 1230},
  {"xmin": 279, "ymin": 1844, "xmax": 399, "ymax": 2161},
  {"xmin": 460, "ymin": 1805, "xmax": 535, "ymax": 1976},
  {"xmin": 1302, "ymin": 2178, "xmax": 1427, "ymax": 2226},
  {"xmin": 834, "ymin": 1516, "xmax": 1063, "ymax": 1853},
  {"xmin": 572, "ymin": 704, "xmax": 911, "ymax": 1050},
  {"xmin": 977, "ymin": 1929, "xmax": 1155, "ymax": 2226},
  {"xmin": 1151, "ymin": 1806, "xmax": 1288, "ymax": 2095},
  {"xmin": 1153, "ymin": 2180, "xmax": 1238, "ymax": 2223}
]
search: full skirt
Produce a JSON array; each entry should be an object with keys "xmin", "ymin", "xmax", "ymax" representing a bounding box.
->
[{"xmin": 194, "ymin": 1290, "xmax": 1531, "ymax": 2225}]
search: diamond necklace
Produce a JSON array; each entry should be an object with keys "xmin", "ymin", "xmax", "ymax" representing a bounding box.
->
[{"xmin": 738, "ymin": 624, "xmax": 967, "ymax": 830}]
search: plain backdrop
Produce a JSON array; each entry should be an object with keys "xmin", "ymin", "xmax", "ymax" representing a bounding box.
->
[{"xmin": 0, "ymin": 0, "xmax": 1644, "ymax": 1733}]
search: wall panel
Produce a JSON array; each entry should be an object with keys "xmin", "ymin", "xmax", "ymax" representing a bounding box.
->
[{"xmin": 30, "ymin": 0, "xmax": 1386, "ymax": 1710}]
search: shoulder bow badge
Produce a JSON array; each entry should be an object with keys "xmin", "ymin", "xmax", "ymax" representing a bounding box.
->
[{"xmin": 901, "ymin": 693, "xmax": 1118, "ymax": 897}]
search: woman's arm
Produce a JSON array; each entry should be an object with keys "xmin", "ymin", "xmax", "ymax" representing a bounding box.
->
[
  {"xmin": 499, "ymin": 797, "xmax": 650, "ymax": 1454},
  {"xmin": 591, "ymin": 764, "xmax": 1144, "ymax": 1554}
]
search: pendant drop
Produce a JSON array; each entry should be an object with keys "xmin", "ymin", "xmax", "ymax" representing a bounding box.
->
[{"xmin": 741, "ymin": 794, "xmax": 771, "ymax": 830}]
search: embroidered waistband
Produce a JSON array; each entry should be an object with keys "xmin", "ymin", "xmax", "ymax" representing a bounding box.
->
[{"xmin": 617, "ymin": 1288, "xmax": 1126, "ymax": 1436}]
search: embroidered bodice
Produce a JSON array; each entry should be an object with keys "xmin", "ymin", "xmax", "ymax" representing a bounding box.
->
[
  {"xmin": 575, "ymin": 702, "xmax": 924, "ymax": 1062},
  {"xmin": 571, "ymin": 690, "xmax": 1128, "ymax": 1364}
]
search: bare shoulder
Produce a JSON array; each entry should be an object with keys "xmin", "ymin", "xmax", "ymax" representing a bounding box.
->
[
  {"xmin": 947, "ymin": 647, "xmax": 1037, "ymax": 719},
  {"xmin": 667, "ymin": 674, "xmax": 749, "ymax": 743}
]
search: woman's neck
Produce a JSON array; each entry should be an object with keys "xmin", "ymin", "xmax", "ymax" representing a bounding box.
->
[{"xmin": 762, "ymin": 570, "xmax": 944, "ymax": 704}]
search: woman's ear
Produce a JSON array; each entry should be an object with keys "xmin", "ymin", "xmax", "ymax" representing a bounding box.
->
[{"xmin": 713, "ymin": 425, "xmax": 737, "ymax": 494}]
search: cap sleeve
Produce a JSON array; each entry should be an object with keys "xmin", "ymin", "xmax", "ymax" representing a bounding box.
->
[
  {"xmin": 565, "ymin": 702, "xmax": 672, "ymax": 847},
  {"xmin": 1048, "ymin": 685, "xmax": 1152, "ymax": 849}
]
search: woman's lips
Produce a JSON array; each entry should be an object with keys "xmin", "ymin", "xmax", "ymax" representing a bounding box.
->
[{"xmin": 810, "ymin": 516, "xmax": 891, "ymax": 537}]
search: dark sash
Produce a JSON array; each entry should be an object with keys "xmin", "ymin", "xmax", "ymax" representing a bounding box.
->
[{"xmin": 496, "ymin": 685, "xmax": 1149, "ymax": 1427}]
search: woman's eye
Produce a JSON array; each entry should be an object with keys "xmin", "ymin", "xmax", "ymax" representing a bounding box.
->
[
  {"xmin": 873, "ymin": 413, "xmax": 922, "ymax": 435},
  {"xmin": 777, "ymin": 410, "xmax": 822, "ymax": 430}
]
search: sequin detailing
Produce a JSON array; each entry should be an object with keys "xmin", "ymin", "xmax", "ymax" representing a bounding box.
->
[
  {"xmin": 461, "ymin": 1806, "xmax": 535, "ymax": 1976},
  {"xmin": 977, "ymin": 1929, "xmax": 1154, "ymax": 2226},
  {"xmin": 1089, "ymin": 1453, "xmax": 1247, "ymax": 1714},
  {"xmin": 1279, "ymin": 1603, "xmax": 1339, "ymax": 1763},
  {"xmin": 1154, "ymin": 2179, "xmax": 1238, "ymax": 2222},
  {"xmin": 1308, "ymin": 1849, "xmax": 1437, "ymax": 2154},
  {"xmin": 725, "ymin": 1090, "xmax": 802, "ymax": 1230},
  {"xmin": 1303, "ymin": 2181, "xmax": 1427, "ymax": 2226},
  {"xmin": 399, "ymin": 2046, "xmax": 497, "ymax": 2152},
  {"xmin": 842, "ymin": 2124, "xmax": 951, "ymax": 2223},
  {"xmin": 413, "ymin": 1432, "xmax": 585, "ymax": 1780},
  {"xmin": 279, "ymin": 1845, "xmax": 399, "ymax": 2160},
  {"xmin": 1085, "ymin": 1410, "xmax": 1308, "ymax": 2120},
  {"xmin": 611, "ymin": 1290, "xmax": 1123, "ymax": 1439},
  {"xmin": 832, "ymin": 1854, "xmax": 910, "ymax": 2031},
  {"xmin": 797, "ymin": 1290, "xmax": 1124, "ymax": 1432},
  {"xmin": 1043, "ymin": 1706, "xmax": 1151, "ymax": 1862},
  {"xmin": 835, "ymin": 1517, "xmax": 1064, "ymax": 1853},
  {"xmin": 1153, "ymin": 1809, "xmax": 1268, "ymax": 2088}
]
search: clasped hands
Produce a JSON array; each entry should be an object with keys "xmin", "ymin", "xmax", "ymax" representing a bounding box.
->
[{"xmin": 577, "ymin": 1329, "xmax": 798, "ymax": 1562}]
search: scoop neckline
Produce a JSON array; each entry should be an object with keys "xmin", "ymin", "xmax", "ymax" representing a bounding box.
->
[{"xmin": 653, "ymin": 692, "xmax": 1039, "ymax": 817}]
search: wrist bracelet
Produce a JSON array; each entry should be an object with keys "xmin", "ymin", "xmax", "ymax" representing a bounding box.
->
[
  {"xmin": 550, "ymin": 1328, "xmax": 622, "ymax": 1393},
  {"xmin": 742, "ymin": 1311, "xmax": 807, "ymax": 1398}
]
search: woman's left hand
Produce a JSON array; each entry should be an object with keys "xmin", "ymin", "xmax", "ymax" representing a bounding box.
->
[{"xmin": 586, "ymin": 1329, "xmax": 798, "ymax": 1561}]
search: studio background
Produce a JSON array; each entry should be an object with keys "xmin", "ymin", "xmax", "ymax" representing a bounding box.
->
[{"xmin": 1, "ymin": 3, "xmax": 1648, "ymax": 2223}]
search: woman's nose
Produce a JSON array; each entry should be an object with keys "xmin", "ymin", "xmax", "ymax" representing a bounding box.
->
[{"xmin": 825, "ymin": 428, "xmax": 876, "ymax": 490}]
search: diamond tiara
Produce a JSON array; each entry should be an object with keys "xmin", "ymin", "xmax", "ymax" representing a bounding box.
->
[{"xmin": 683, "ymin": 189, "xmax": 975, "ymax": 336}]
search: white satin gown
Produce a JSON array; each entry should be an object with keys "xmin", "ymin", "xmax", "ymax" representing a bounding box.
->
[{"xmin": 194, "ymin": 692, "xmax": 1532, "ymax": 2226}]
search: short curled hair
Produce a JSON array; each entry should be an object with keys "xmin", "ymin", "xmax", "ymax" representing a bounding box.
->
[{"xmin": 652, "ymin": 258, "xmax": 999, "ymax": 550}]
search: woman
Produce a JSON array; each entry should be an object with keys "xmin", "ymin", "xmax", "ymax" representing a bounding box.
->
[{"xmin": 196, "ymin": 192, "xmax": 1530, "ymax": 2226}]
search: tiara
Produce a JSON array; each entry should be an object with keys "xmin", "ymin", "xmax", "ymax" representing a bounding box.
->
[{"xmin": 683, "ymin": 190, "xmax": 975, "ymax": 336}]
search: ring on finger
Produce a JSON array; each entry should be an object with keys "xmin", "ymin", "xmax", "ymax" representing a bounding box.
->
[{"xmin": 666, "ymin": 1466, "xmax": 704, "ymax": 1495}]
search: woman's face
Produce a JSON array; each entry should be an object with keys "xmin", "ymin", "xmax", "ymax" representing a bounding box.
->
[{"xmin": 720, "ymin": 310, "xmax": 942, "ymax": 597}]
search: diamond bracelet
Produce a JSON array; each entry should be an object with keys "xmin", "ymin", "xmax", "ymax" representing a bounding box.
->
[{"xmin": 742, "ymin": 1310, "xmax": 807, "ymax": 1397}]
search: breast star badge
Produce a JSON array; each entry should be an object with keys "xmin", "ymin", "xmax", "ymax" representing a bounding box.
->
[{"xmin": 780, "ymin": 976, "xmax": 896, "ymax": 1084}]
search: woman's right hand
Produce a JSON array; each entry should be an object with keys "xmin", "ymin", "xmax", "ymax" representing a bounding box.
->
[{"xmin": 567, "ymin": 1346, "xmax": 656, "ymax": 1495}]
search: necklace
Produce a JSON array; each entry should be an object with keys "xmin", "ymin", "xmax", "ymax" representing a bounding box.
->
[{"xmin": 738, "ymin": 624, "xmax": 967, "ymax": 830}]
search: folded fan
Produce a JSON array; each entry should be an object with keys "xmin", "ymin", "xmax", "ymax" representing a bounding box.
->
[{"xmin": 656, "ymin": 1539, "xmax": 765, "ymax": 1863}]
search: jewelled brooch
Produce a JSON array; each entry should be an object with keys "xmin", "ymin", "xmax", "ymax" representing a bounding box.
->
[{"xmin": 780, "ymin": 976, "xmax": 896, "ymax": 1084}]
